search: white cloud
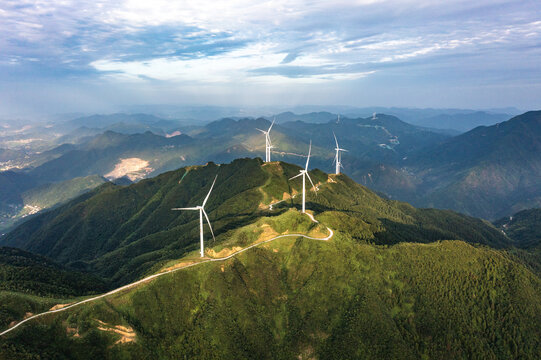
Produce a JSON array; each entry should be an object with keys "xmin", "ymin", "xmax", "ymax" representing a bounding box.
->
[{"xmin": 1, "ymin": 0, "xmax": 540, "ymax": 111}]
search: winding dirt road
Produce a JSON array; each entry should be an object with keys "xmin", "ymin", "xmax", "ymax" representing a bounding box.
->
[{"xmin": 1, "ymin": 210, "xmax": 333, "ymax": 337}]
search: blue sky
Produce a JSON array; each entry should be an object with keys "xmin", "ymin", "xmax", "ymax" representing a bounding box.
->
[{"xmin": 1, "ymin": 0, "xmax": 540, "ymax": 116}]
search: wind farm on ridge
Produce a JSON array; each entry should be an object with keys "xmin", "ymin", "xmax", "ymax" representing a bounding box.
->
[{"xmin": 171, "ymin": 118, "xmax": 346, "ymax": 257}]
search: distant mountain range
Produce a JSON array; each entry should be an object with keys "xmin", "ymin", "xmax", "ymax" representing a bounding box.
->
[
  {"xmin": 410, "ymin": 111, "xmax": 541, "ymax": 219},
  {"xmin": 0, "ymin": 110, "xmax": 538, "ymax": 232}
]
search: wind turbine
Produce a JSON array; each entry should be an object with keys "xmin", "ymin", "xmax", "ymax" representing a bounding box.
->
[
  {"xmin": 332, "ymin": 132, "xmax": 348, "ymax": 175},
  {"xmin": 172, "ymin": 175, "xmax": 217, "ymax": 258},
  {"xmin": 256, "ymin": 118, "xmax": 275, "ymax": 162},
  {"xmin": 289, "ymin": 141, "xmax": 317, "ymax": 213}
]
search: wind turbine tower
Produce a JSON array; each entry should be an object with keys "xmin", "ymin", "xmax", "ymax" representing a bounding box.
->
[
  {"xmin": 333, "ymin": 132, "xmax": 348, "ymax": 175},
  {"xmin": 289, "ymin": 141, "xmax": 317, "ymax": 213},
  {"xmin": 256, "ymin": 118, "xmax": 275, "ymax": 162},
  {"xmin": 172, "ymin": 175, "xmax": 217, "ymax": 257}
]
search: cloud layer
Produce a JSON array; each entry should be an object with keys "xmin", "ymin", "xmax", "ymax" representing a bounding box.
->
[{"xmin": 1, "ymin": 0, "xmax": 540, "ymax": 114}]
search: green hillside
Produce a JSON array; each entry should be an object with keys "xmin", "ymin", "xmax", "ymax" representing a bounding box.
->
[
  {"xmin": 2, "ymin": 158, "xmax": 540, "ymax": 359},
  {"xmin": 494, "ymin": 209, "xmax": 541, "ymax": 277},
  {"xmin": 1, "ymin": 239, "xmax": 540, "ymax": 359},
  {"xmin": 494, "ymin": 209, "xmax": 541, "ymax": 249},
  {"xmin": 21, "ymin": 175, "xmax": 107, "ymax": 210},
  {"xmin": 1, "ymin": 158, "xmax": 509, "ymax": 286},
  {"xmin": 0, "ymin": 175, "xmax": 108, "ymax": 233},
  {"xmin": 0, "ymin": 247, "xmax": 107, "ymax": 297},
  {"xmin": 0, "ymin": 247, "xmax": 108, "ymax": 331}
]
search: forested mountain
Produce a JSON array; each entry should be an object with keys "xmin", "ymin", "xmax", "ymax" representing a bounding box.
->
[
  {"xmin": 0, "ymin": 175, "xmax": 107, "ymax": 233},
  {"xmin": 406, "ymin": 111, "xmax": 541, "ymax": 219},
  {"xmin": 0, "ymin": 158, "xmax": 540, "ymax": 358},
  {"xmin": 63, "ymin": 113, "xmax": 182, "ymax": 136},
  {"xmin": 279, "ymin": 113, "xmax": 448, "ymax": 164},
  {"xmin": 494, "ymin": 208, "xmax": 541, "ymax": 249},
  {"xmin": 0, "ymin": 247, "xmax": 107, "ymax": 297},
  {"xmin": 0, "ymin": 246, "xmax": 107, "ymax": 332},
  {"xmin": 27, "ymin": 131, "xmax": 193, "ymax": 183},
  {"xmin": 272, "ymin": 111, "xmax": 337, "ymax": 124},
  {"xmin": 1, "ymin": 158, "xmax": 510, "ymax": 286},
  {"xmin": 1, "ymin": 111, "xmax": 538, "ymax": 238}
]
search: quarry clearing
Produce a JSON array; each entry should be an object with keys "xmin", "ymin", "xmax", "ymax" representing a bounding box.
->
[{"xmin": 105, "ymin": 158, "xmax": 153, "ymax": 181}]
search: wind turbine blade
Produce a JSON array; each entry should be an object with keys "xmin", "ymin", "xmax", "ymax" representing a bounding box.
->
[
  {"xmin": 202, "ymin": 175, "xmax": 218, "ymax": 207},
  {"xmin": 306, "ymin": 172, "xmax": 317, "ymax": 192},
  {"xmin": 340, "ymin": 148, "xmax": 348, "ymax": 152},
  {"xmin": 305, "ymin": 140, "xmax": 312, "ymax": 170},
  {"xmin": 171, "ymin": 207, "xmax": 199, "ymax": 211},
  {"xmin": 202, "ymin": 209, "xmax": 216, "ymax": 242},
  {"xmin": 268, "ymin": 118, "xmax": 275, "ymax": 132},
  {"xmin": 333, "ymin": 132, "xmax": 339, "ymax": 148},
  {"xmin": 256, "ymin": 128, "xmax": 266, "ymax": 134},
  {"xmin": 289, "ymin": 172, "xmax": 303, "ymax": 181}
]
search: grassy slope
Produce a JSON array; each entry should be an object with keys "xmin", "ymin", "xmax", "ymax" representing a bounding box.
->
[{"xmin": 1, "ymin": 236, "xmax": 540, "ymax": 359}]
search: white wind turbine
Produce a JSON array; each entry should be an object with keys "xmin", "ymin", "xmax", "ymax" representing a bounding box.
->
[
  {"xmin": 332, "ymin": 132, "xmax": 348, "ymax": 175},
  {"xmin": 256, "ymin": 118, "xmax": 275, "ymax": 162},
  {"xmin": 172, "ymin": 175, "xmax": 217, "ymax": 258},
  {"xmin": 289, "ymin": 141, "xmax": 317, "ymax": 213}
]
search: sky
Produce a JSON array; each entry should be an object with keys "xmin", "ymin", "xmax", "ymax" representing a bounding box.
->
[{"xmin": 1, "ymin": 0, "xmax": 540, "ymax": 117}]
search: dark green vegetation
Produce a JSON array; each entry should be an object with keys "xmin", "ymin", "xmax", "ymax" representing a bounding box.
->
[
  {"xmin": 357, "ymin": 111, "xmax": 541, "ymax": 220},
  {"xmin": 409, "ymin": 111, "xmax": 541, "ymax": 220},
  {"xmin": 3, "ymin": 110, "xmax": 534, "ymax": 227},
  {"xmin": 0, "ymin": 159, "xmax": 540, "ymax": 358},
  {"xmin": 0, "ymin": 124, "xmax": 539, "ymax": 358},
  {"xmin": 21, "ymin": 175, "xmax": 107, "ymax": 211},
  {"xmin": 0, "ymin": 247, "xmax": 107, "ymax": 330},
  {"xmin": 0, "ymin": 247, "xmax": 106, "ymax": 297},
  {"xmin": 1, "ymin": 109, "xmax": 531, "ymax": 226},
  {"xmin": 279, "ymin": 113, "xmax": 448, "ymax": 166},
  {"xmin": 495, "ymin": 209, "xmax": 541, "ymax": 249},
  {"xmin": 1, "ymin": 158, "xmax": 510, "ymax": 286},
  {"xmin": 0, "ymin": 112, "xmax": 451, "ymax": 235},
  {"xmin": 27, "ymin": 131, "xmax": 194, "ymax": 183},
  {"xmin": 2, "ymin": 238, "xmax": 541, "ymax": 359},
  {"xmin": 494, "ymin": 208, "xmax": 541, "ymax": 277}
]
